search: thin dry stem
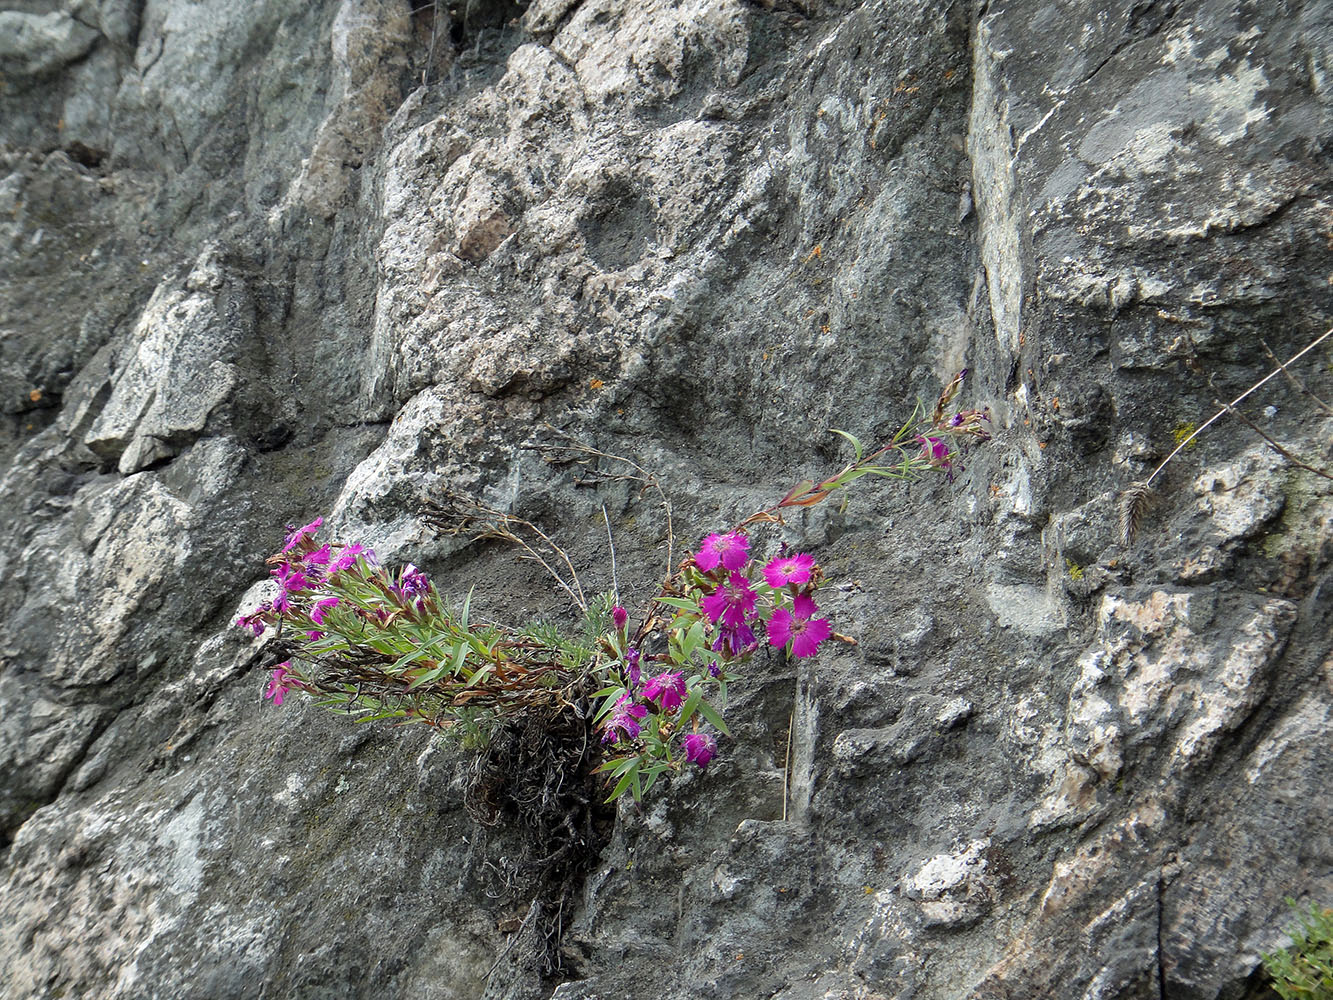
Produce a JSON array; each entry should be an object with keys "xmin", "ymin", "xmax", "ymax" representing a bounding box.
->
[
  {"xmin": 1261, "ymin": 337, "xmax": 1333, "ymax": 417},
  {"xmin": 1145, "ymin": 326, "xmax": 1333, "ymax": 488},
  {"xmin": 422, "ymin": 492, "xmax": 588, "ymax": 611},
  {"xmin": 1213, "ymin": 397, "xmax": 1333, "ymax": 482},
  {"xmin": 530, "ymin": 425, "xmax": 676, "ymax": 581}
]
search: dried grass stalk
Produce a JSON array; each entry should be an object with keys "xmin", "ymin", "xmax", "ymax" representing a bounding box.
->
[{"xmin": 1119, "ymin": 480, "xmax": 1155, "ymax": 545}]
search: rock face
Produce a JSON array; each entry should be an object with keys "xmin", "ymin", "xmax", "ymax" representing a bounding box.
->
[{"xmin": 1, "ymin": 1, "xmax": 1330, "ymax": 998}]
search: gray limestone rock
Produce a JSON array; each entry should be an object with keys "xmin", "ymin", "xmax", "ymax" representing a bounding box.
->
[{"xmin": 0, "ymin": 0, "xmax": 1330, "ymax": 998}]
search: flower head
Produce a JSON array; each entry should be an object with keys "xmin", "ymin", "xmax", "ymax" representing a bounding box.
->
[
  {"xmin": 763, "ymin": 552, "xmax": 815, "ymax": 588},
  {"xmin": 767, "ymin": 594, "xmax": 832, "ymax": 658},
  {"xmin": 612, "ymin": 605, "xmax": 628, "ymax": 630},
  {"xmin": 282, "ymin": 516, "xmax": 324, "ymax": 553},
  {"xmin": 945, "ymin": 407, "xmax": 992, "ymax": 441},
  {"xmin": 264, "ymin": 663, "xmax": 299, "ymax": 706},
  {"xmin": 643, "ymin": 671, "xmax": 687, "ymax": 712},
  {"xmin": 602, "ymin": 695, "xmax": 649, "ymax": 743},
  {"xmin": 329, "ymin": 544, "xmax": 366, "ymax": 574},
  {"xmin": 236, "ymin": 607, "xmax": 269, "ymax": 636},
  {"xmin": 273, "ymin": 563, "xmax": 311, "ymax": 595},
  {"xmin": 916, "ymin": 435, "xmax": 954, "ymax": 480},
  {"xmin": 398, "ymin": 563, "xmax": 430, "ymax": 596},
  {"xmin": 695, "ymin": 532, "xmax": 749, "ymax": 573},
  {"xmin": 624, "ymin": 648, "xmax": 642, "ymax": 689},
  {"xmin": 701, "ymin": 573, "xmax": 757, "ymax": 629},
  {"xmin": 683, "ymin": 732, "xmax": 716, "ymax": 768},
  {"xmin": 304, "ymin": 544, "xmax": 332, "ymax": 567},
  {"xmin": 712, "ymin": 621, "xmax": 756, "ymax": 658},
  {"xmin": 310, "ymin": 596, "xmax": 340, "ymax": 625}
]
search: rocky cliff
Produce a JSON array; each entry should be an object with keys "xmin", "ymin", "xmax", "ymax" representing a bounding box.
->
[{"xmin": 1, "ymin": 1, "xmax": 1330, "ymax": 998}]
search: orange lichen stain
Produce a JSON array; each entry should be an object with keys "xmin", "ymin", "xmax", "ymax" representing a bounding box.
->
[
  {"xmin": 588, "ymin": 378, "xmax": 604, "ymax": 390},
  {"xmin": 1051, "ymin": 396, "xmax": 1060, "ymax": 411},
  {"xmin": 820, "ymin": 324, "xmax": 831, "ymax": 334},
  {"xmin": 1038, "ymin": 441, "xmax": 1048, "ymax": 449},
  {"xmin": 28, "ymin": 388, "xmax": 42, "ymax": 402},
  {"xmin": 803, "ymin": 244, "xmax": 823, "ymax": 264},
  {"xmin": 1019, "ymin": 332, "xmax": 1026, "ymax": 347}
]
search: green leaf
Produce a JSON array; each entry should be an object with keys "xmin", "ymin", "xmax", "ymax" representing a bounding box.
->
[
  {"xmin": 830, "ymin": 428, "xmax": 865, "ymax": 461},
  {"xmin": 696, "ymin": 699, "xmax": 731, "ymax": 737},
  {"xmin": 387, "ymin": 631, "xmax": 451, "ymax": 674},
  {"xmin": 677, "ymin": 687, "xmax": 702, "ymax": 729},
  {"xmin": 681, "ymin": 620, "xmax": 705, "ymax": 661},
  {"xmin": 449, "ymin": 638, "xmax": 469, "ymax": 675},
  {"xmin": 463, "ymin": 662, "xmax": 493, "ymax": 688},
  {"xmin": 656, "ymin": 596, "xmax": 702, "ymax": 613},
  {"xmin": 406, "ymin": 661, "xmax": 449, "ymax": 690},
  {"xmin": 607, "ymin": 760, "xmax": 640, "ymax": 802}
]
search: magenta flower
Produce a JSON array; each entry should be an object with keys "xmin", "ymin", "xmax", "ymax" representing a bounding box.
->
[
  {"xmin": 305, "ymin": 544, "xmax": 332, "ymax": 567},
  {"xmin": 712, "ymin": 621, "xmax": 756, "ymax": 658},
  {"xmin": 701, "ymin": 573, "xmax": 757, "ymax": 628},
  {"xmin": 602, "ymin": 695, "xmax": 649, "ymax": 743},
  {"xmin": 273, "ymin": 563, "xmax": 311, "ymax": 595},
  {"xmin": 329, "ymin": 544, "xmax": 366, "ymax": 573},
  {"xmin": 683, "ymin": 732, "xmax": 716, "ymax": 768},
  {"xmin": 235, "ymin": 608, "xmax": 269, "ymax": 636},
  {"xmin": 282, "ymin": 516, "xmax": 324, "ymax": 553},
  {"xmin": 306, "ymin": 630, "xmax": 324, "ymax": 640},
  {"xmin": 398, "ymin": 563, "xmax": 430, "ymax": 596},
  {"xmin": 643, "ymin": 671, "xmax": 687, "ymax": 712},
  {"xmin": 767, "ymin": 594, "xmax": 832, "ymax": 658},
  {"xmin": 612, "ymin": 605, "xmax": 628, "ymax": 630},
  {"xmin": 264, "ymin": 663, "xmax": 298, "ymax": 706},
  {"xmin": 916, "ymin": 435, "xmax": 954, "ymax": 479},
  {"xmin": 310, "ymin": 596, "xmax": 340, "ymax": 625},
  {"xmin": 763, "ymin": 552, "xmax": 815, "ymax": 588},
  {"xmin": 695, "ymin": 532, "xmax": 749, "ymax": 572},
  {"xmin": 624, "ymin": 648, "xmax": 642, "ymax": 689}
]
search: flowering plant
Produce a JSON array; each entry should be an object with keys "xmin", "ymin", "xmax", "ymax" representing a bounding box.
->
[{"xmin": 238, "ymin": 373, "xmax": 987, "ymax": 802}]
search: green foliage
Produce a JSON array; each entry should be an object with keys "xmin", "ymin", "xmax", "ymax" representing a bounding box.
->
[
  {"xmin": 1264, "ymin": 900, "xmax": 1333, "ymax": 1000},
  {"xmin": 246, "ymin": 369, "xmax": 992, "ymax": 803}
]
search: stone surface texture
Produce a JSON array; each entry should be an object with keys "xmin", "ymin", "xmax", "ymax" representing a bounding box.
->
[{"xmin": 1, "ymin": 0, "xmax": 1331, "ymax": 998}]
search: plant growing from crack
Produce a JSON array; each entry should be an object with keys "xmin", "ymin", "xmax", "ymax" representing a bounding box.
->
[
  {"xmin": 235, "ymin": 371, "xmax": 987, "ymax": 979},
  {"xmin": 1263, "ymin": 899, "xmax": 1333, "ymax": 1000},
  {"xmin": 238, "ymin": 370, "xmax": 988, "ymax": 802}
]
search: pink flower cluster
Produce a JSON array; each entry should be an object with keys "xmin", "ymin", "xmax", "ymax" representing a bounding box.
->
[
  {"xmin": 598, "ymin": 529, "xmax": 836, "ymax": 775},
  {"xmin": 235, "ymin": 516, "xmax": 394, "ymax": 706},
  {"xmin": 695, "ymin": 532, "xmax": 830, "ymax": 660}
]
